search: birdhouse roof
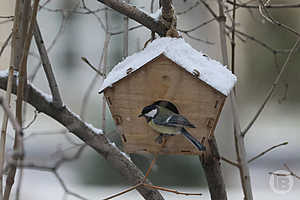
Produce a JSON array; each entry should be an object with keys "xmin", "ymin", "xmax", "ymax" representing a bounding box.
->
[{"xmin": 99, "ymin": 37, "xmax": 237, "ymax": 96}]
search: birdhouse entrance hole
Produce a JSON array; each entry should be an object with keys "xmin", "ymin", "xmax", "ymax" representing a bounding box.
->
[{"xmin": 152, "ymin": 100, "xmax": 179, "ymax": 114}]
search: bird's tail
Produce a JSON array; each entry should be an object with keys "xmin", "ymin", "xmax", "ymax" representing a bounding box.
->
[{"xmin": 181, "ymin": 128, "xmax": 206, "ymax": 151}]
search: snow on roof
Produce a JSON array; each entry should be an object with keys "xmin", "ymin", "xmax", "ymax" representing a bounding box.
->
[{"xmin": 99, "ymin": 37, "xmax": 237, "ymax": 96}]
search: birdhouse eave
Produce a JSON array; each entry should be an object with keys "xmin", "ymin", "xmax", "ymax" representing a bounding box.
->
[{"xmin": 99, "ymin": 37, "xmax": 237, "ymax": 96}]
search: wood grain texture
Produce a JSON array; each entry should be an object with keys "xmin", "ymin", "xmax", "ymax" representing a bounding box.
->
[{"xmin": 104, "ymin": 55, "xmax": 226, "ymax": 155}]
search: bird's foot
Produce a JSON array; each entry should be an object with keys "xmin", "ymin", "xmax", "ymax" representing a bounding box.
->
[{"xmin": 155, "ymin": 134, "xmax": 164, "ymax": 144}]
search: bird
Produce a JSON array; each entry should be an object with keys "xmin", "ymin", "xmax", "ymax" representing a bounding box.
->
[{"xmin": 138, "ymin": 102, "xmax": 206, "ymax": 151}]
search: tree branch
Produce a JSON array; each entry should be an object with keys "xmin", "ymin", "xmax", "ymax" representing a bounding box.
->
[
  {"xmin": 242, "ymin": 38, "xmax": 300, "ymax": 136},
  {"xmin": 216, "ymin": 0, "xmax": 253, "ymax": 199},
  {"xmin": 160, "ymin": 0, "xmax": 174, "ymax": 23},
  {"xmin": 226, "ymin": 1, "xmax": 300, "ymax": 9},
  {"xmin": 96, "ymin": 0, "xmax": 168, "ymax": 36},
  {"xmin": 33, "ymin": 22, "xmax": 63, "ymax": 107},
  {"xmin": 200, "ymin": 137, "xmax": 228, "ymax": 200},
  {"xmin": 0, "ymin": 75, "xmax": 164, "ymax": 200},
  {"xmin": 248, "ymin": 142, "xmax": 288, "ymax": 164}
]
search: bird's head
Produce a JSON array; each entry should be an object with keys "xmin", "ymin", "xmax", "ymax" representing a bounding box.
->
[{"xmin": 138, "ymin": 104, "xmax": 158, "ymax": 119}]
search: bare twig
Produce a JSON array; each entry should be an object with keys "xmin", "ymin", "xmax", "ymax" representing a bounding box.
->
[
  {"xmin": 150, "ymin": 0, "xmax": 155, "ymax": 13},
  {"xmin": 0, "ymin": 32, "xmax": 12, "ymax": 57},
  {"xmin": 29, "ymin": 12, "xmax": 68, "ymax": 81},
  {"xmin": 177, "ymin": 1, "xmax": 200, "ymax": 15},
  {"xmin": 79, "ymin": 34, "xmax": 111, "ymax": 120},
  {"xmin": 0, "ymin": 98, "xmax": 22, "ymax": 135},
  {"xmin": 269, "ymin": 164, "xmax": 300, "ymax": 180},
  {"xmin": 231, "ymin": 0, "xmax": 237, "ymax": 75},
  {"xmin": 227, "ymin": 1, "xmax": 300, "ymax": 9},
  {"xmin": 110, "ymin": 25, "xmax": 143, "ymax": 35},
  {"xmin": 248, "ymin": 142, "xmax": 288, "ymax": 163},
  {"xmin": 144, "ymin": 183, "xmax": 202, "ymax": 196},
  {"xmin": 0, "ymin": 67, "xmax": 14, "ymax": 197},
  {"xmin": 23, "ymin": 110, "xmax": 39, "ymax": 130},
  {"xmin": 81, "ymin": 57, "xmax": 104, "ymax": 76},
  {"xmin": 226, "ymin": 26, "xmax": 290, "ymax": 54},
  {"xmin": 34, "ymin": 22, "xmax": 63, "ymax": 107},
  {"xmin": 257, "ymin": 0, "xmax": 300, "ymax": 37},
  {"xmin": 123, "ymin": 0, "xmax": 129, "ymax": 58},
  {"xmin": 284, "ymin": 164, "xmax": 300, "ymax": 180},
  {"xmin": 242, "ymin": 38, "xmax": 300, "ymax": 136},
  {"xmin": 103, "ymin": 183, "xmax": 143, "ymax": 200},
  {"xmin": 221, "ymin": 156, "xmax": 240, "ymax": 167}
]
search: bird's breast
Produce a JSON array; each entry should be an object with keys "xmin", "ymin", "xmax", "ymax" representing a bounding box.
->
[{"xmin": 148, "ymin": 120, "xmax": 181, "ymax": 135}]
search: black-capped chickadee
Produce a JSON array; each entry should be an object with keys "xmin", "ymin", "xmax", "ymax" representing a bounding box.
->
[{"xmin": 138, "ymin": 102, "xmax": 206, "ymax": 151}]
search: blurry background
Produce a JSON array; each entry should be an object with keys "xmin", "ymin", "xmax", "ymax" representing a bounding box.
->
[{"xmin": 0, "ymin": 0, "xmax": 299, "ymax": 199}]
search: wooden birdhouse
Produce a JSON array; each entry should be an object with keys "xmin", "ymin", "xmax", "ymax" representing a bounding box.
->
[{"xmin": 99, "ymin": 37, "xmax": 236, "ymax": 155}]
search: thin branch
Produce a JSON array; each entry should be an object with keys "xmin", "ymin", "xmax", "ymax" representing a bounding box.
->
[
  {"xmin": 248, "ymin": 142, "xmax": 288, "ymax": 163},
  {"xmin": 143, "ymin": 183, "xmax": 202, "ymax": 196},
  {"xmin": 33, "ymin": 22, "xmax": 63, "ymax": 107},
  {"xmin": 96, "ymin": 0, "xmax": 168, "ymax": 36},
  {"xmin": 0, "ymin": 16, "xmax": 14, "ymax": 19},
  {"xmin": 23, "ymin": 110, "xmax": 39, "ymax": 130},
  {"xmin": 183, "ymin": 32, "xmax": 214, "ymax": 44},
  {"xmin": 242, "ymin": 38, "xmax": 300, "ymax": 136},
  {"xmin": 0, "ymin": 67, "xmax": 14, "ymax": 198},
  {"xmin": 110, "ymin": 25, "xmax": 143, "ymax": 35},
  {"xmin": 101, "ymin": 9, "xmax": 109, "ymax": 133},
  {"xmin": 177, "ymin": 1, "xmax": 200, "ymax": 15},
  {"xmin": 54, "ymin": 171, "xmax": 89, "ymax": 200},
  {"xmin": 0, "ymin": 32, "xmax": 12, "ymax": 57},
  {"xmin": 226, "ymin": 1, "xmax": 300, "ymax": 9},
  {"xmin": 0, "ymin": 98, "xmax": 22, "ymax": 135},
  {"xmin": 150, "ymin": 0, "xmax": 155, "ymax": 13},
  {"xmin": 81, "ymin": 57, "xmax": 104, "ymax": 76},
  {"xmin": 256, "ymin": 0, "xmax": 300, "ymax": 37},
  {"xmin": 178, "ymin": 17, "xmax": 215, "ymax": 33},
  {"xmin": 123, "ymin": 0, "xmax": 129, "ymax": 58},
  {"xmin": 103, "ymin": 183, "xmax": 143, "ymax": 200},
  {"xmin": 220, "ymin": 156, "xmax": 240, "ymax": 168},
  {"xmin": 29, "ymin": 12, "xmax": 67, "ymax": 81},
  {"xmin": 284, "ymin": 164, "xmax": 300, "ymax": 180},
  {"xmin": 231, "ymin": 0, "xmax": 237, "ymax": 76},
  {"xmin": 79, "ymin": 33, "xmax": 111, "ymax": 120},
  {"xmin": 226, "ymin": 26, "xmax": 290, "ymax": 54}
]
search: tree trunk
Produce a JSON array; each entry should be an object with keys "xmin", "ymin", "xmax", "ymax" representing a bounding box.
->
[{"xmin": 200, "ymin": 137, "xmax": 227, "ymax": 200}]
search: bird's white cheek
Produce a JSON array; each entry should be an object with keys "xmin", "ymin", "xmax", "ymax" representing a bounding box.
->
[{"xmin": 145, "ymin": 109, "xmax": 157, "ymax": 117}]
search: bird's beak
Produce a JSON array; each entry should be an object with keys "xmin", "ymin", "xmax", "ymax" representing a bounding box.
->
[{"xmin": 138, "ymin": 113, "xmax": 143, "ymax": 117}]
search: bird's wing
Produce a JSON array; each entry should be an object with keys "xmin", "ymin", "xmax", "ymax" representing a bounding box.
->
[{"xmin": 154, "ymin": 114, "xmax": 195, "ymax": 128}]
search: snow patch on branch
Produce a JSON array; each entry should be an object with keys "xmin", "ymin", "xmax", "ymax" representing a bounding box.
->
[
  {"xmin": 85, "ymin": 122, "xmax": 103, "ymax": 135},
  {"xmin": 111, "ymin": 142, "xmax": 132, "ymax": 162}
]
